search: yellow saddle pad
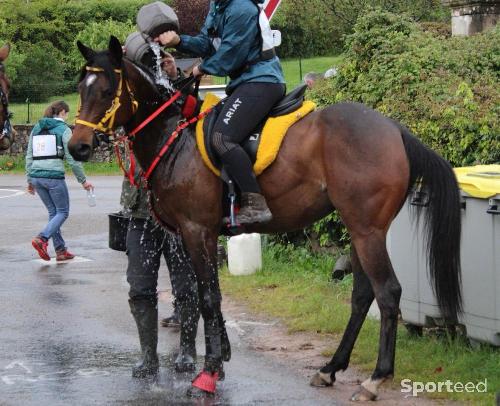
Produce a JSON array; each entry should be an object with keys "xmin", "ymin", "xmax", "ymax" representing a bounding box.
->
[{"xmin": 196, "ymin": 93, "xmax": 316, "ymax": 177}]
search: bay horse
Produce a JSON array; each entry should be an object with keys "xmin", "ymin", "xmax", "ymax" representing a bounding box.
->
[
  {"xmin": 0, "ymin": 43, "xmax": 13, "ymax": 151},
  {"xmin": 69, "ymin": 37, "xmax": 462, "ymax": 401}
]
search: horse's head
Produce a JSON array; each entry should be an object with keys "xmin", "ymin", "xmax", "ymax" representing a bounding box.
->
[
  {"xmin": 69, "ymin": 36, "xmax": 137, "ymax": 161},
  {"xmin": 0, "ymin": 44, "xmax": 12, "ymax": 151}
]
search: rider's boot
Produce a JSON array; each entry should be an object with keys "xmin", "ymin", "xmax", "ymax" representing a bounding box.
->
[
  {"xmin": 174, "ymin": 299, "xmax": 199, "ymax": 372},
  {"xmin": 237, "ymin": 192, "xmax": 273, "ymax": 224},
  {"xmin": 129, "ymin": 298, "xmax": 159, "ymax": 378},
  {"xmin": 219, "ymin": 147, "xmax": 273, "ymax": 225}
]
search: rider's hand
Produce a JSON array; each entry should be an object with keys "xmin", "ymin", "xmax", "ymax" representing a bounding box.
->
[
  {"xmin": 82, "ymin": 181, "xmax": 93, "ymax": 191},
  {"xmin": 154, "ymin": 31, "xmax": 180, "ymax": 47},
  {"xmin": 192, "ymin": 65, "xmax": 205, "ymax": 78},
  {"xmin": 27, "ymin": 183, "xmax": 35, "ymax": 195}
]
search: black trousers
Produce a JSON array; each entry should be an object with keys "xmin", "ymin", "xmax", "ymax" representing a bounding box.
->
[
  {"xmin": 126, "ymin": 217, "xmax": 197, "ymax": 304},
  {"xmin": 211, "ymin": 82, "xmax": 285, "ymax": 193}
]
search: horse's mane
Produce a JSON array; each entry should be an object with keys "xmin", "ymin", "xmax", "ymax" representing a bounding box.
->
[{"xmin": 123, "ymin": 57, "xmax": 167, "ymax": 99}]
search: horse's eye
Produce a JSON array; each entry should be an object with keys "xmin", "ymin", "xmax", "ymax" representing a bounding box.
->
[{"xmin": 102, "ymin": 89, "xmax": 113, "ymax": 98}]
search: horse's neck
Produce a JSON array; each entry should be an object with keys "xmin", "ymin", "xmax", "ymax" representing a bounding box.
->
[{"xmin": 125, "ymin": 62, "xmax": 182, "ymax": 170}]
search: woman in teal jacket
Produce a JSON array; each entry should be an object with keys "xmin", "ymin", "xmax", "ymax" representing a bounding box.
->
[
  {"xmin": 26, "ymin": 101, "xmax": 93, "ymax": 261},
  {"xmin": 150, "ymin": 0, "xmax": 286, "ymax": 225}
]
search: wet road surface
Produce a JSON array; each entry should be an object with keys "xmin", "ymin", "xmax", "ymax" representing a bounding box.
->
[{"xmin": 0, "ymin": 175, "xmax": 339, "ymax": 406}]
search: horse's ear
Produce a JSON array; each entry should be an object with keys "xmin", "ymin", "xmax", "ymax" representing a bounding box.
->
[
  {"xmin": 108, "ymin": 36, "xmax": 123, "ymax": 66},
  {"xmin": 0, "ymin": 43, "xmax": 10, "ymax": 62},
  {"xmin": 77, "ymin": 40, "xmax": 95, "ymax": 61}
]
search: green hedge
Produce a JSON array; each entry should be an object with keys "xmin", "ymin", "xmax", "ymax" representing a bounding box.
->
[
  {"xmin": 0, "ymin": 0, "xmax": 157, "ymax": 101},
  {"xmin": 312, "ymin": 10, "xmax": 499, "ymax": 166}
]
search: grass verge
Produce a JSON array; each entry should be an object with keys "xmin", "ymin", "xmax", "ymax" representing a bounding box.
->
[
  {"xmin": 0, "ymin": 154, "xmax": 122, "ymax": 176},
  {"xmin": 220, "ymin": 242, "xmax": 498, "ymax": 404},
  {"xmin": 10, "ymin": 93, "xmax": 80, "ymax": 126}
]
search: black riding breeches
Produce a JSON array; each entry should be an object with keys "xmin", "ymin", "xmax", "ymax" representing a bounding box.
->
[
  {"xmin": 211, "ymin": 82, "xmax": 285, "ymax": 193},
  {"xmin": 126, "ymin": 218, "xmax": 198, "ymax": 304}
]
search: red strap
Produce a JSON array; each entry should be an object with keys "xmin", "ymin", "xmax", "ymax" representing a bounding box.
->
[
  {"xmin": 114, "ymin": 140, "xmax": 138, "ymax": 188},
  {"xmin": 128, "ymin": 143, "xmax": 137, "ymax": 187},
  {"xmin": 129, "ymin": 90, "xmax": 182, "ymax": 137},
  {"xmin": 142, "ymin": 107, "xmax": 212, "ymax": 184}
]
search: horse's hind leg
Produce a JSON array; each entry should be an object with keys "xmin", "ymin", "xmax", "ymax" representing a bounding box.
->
[
  {"xmin": 310, "ymin": 247, "xmax": 375, "ymax": 387},
  {"xmin": 350, "ymin": 232, "xmax": 402, "ymax": 401}
]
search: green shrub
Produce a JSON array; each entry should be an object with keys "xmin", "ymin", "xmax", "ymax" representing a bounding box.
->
[
  {"xmin": 9, "ymin": 41, "xmax": 66, "ymax": 103},
  {"xmin": 66, "ymin": 19, "xmax": 136, "ymax": 75},
  {"xmin": 0, "ymin": 0, "xmax": 159, "ymax": 80},
  {"xmin": 313, "ymin": 10, "xmax": 499, "ymax": 166}
]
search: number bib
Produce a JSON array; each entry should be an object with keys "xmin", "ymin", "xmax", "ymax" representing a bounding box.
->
[{"xmin": 32, "ymin": 131, "xmax": 64, "ymax": 160}]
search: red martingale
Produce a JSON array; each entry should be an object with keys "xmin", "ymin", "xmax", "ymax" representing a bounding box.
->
[
  {"xmin": 113, "ymin": 91, "xmax": 211, "ymax": 189},
  {"xmin": 141, "ymin": 107, "xmax": 212, "ymax": 184},
  {"xmin": 192, "ymin": 370, "xmax": 219, "ymax": 393}
]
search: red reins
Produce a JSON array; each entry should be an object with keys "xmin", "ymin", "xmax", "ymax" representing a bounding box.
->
[
  {"xmin": 128, "ymin": 90, "xmax": 183, "ymax": 137},
  {"xmin": 115, "ymin": 86, "xmax": 212, "ymax": 188}
]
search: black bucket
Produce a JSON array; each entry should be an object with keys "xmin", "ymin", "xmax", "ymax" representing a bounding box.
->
[{"xmin": 108, "ymin": 212, "xmax": 129, "ymax": 252}]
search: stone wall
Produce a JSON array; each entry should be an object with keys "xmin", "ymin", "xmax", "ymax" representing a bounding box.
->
[
  {"xmin": 442, "ymin": 0, "xmax": 499, "ymax": 36},
  {"xmin": 2, "ymin": 125, "xmax": 114, "ymax": 162}
]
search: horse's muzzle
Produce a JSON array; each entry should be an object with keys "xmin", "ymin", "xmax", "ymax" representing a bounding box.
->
[{"xmin": 69, "ymin": 142, "xmax": 93, "ymax": 162}]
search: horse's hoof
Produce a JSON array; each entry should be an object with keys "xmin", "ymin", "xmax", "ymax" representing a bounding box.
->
[
  {"xmin": 351, "ymin": 386, "xmax": 377, "ymax": 401},
  {"xmin": 174, "ymin": 362, "xmax": 196, "ymax": 373},
  {"xmin": 187, "ymin": 386, "xmax": 215, "ymax": 398},
  {"xmin": 310, "ymin": 371, "xmax": 333, "ymax": 387},
  {"xmin": 174, "ymin": 352, "xmax": 196, "ymax": 373}
]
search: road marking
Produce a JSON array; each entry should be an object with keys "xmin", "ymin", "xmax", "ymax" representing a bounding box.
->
[
  {"xmin": 32, "ymin": 256, "xmax": 93, "ymax": 265},
  {"xmin": 225, "ymin": 319, "xmax": 276, "ymax": 335},
  {"xmin": 1, "ymin": 368, "xmax": 110, "ymax": 385},
  {"xmin": 0, "ymin": 188, "xmax": 25, "ymax": 199},
  {"xmin": 5, "ymin": 361, "xmax": 32, "ymax": 374}
]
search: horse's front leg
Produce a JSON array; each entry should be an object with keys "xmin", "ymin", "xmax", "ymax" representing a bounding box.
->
[{"xmin": 180, "ymin": 221, "xmax": 229, "ymax": 396}]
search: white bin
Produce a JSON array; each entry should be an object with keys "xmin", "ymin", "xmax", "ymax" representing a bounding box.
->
[
  {"xmin": 228, "ymin": 233, "xmax": 262, "ymax": 276},
  {"xmin": 386, "ymin": 165, "xmax": 500, "ymax": 346}
]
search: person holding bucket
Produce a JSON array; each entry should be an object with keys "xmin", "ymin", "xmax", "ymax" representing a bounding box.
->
[{"xmin": 119, "ymin": 164, "xmax": 200, "ymax": 377}]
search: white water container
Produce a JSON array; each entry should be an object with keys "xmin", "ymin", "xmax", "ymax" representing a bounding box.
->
[{"xmin": 227, "ymin": 233, "xmax": 262, "ymax": 276}]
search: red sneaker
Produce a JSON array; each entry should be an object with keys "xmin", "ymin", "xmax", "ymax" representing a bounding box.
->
[
  {"xmin": 32, "ymin": 237, "xmax": 50, "ymax": 261},
  {"xmin": 56, "ymin": 250, "xmax": 75, "ymax": 262}
]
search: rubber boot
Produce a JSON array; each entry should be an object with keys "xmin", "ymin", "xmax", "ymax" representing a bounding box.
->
[
  {"xmin": 174, "ymin": 299, "xmax": 199, "ymax": 372},
  {"xmin": 129, "ymin": 298, "xmax": 159, "ymax": 378},
  {"xmin": 237, "ymin": 192, "xmax": 273, "ymax": 224}
]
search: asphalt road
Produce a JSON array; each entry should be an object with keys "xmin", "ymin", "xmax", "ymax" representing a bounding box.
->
[{"xmin": 0, "ymin": 175, "xmax": 338, "ymax": 406}]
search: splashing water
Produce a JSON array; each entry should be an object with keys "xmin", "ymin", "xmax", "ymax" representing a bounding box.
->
[{"xmin": 149, "ymin": 42, "xmax": 174, "ymax": 93}]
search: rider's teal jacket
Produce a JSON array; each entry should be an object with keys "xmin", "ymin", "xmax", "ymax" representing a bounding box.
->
[
  {"xmin": 177, "ymin": 0, "xmax": 285, "ymax": 94},
  {"xmin": 26, "ymin": 118, "xmax": 86, "ymax": 184}
]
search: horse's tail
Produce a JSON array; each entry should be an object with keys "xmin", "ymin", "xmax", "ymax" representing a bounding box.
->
[{"xmin": 399, "ymin": 125, "xmax": 462, "ymax": 321}]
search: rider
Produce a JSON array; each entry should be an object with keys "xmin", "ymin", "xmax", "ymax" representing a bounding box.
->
[{"xmin": 150, "ymin": 0, "xmax": 286, "ymax": 225}]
